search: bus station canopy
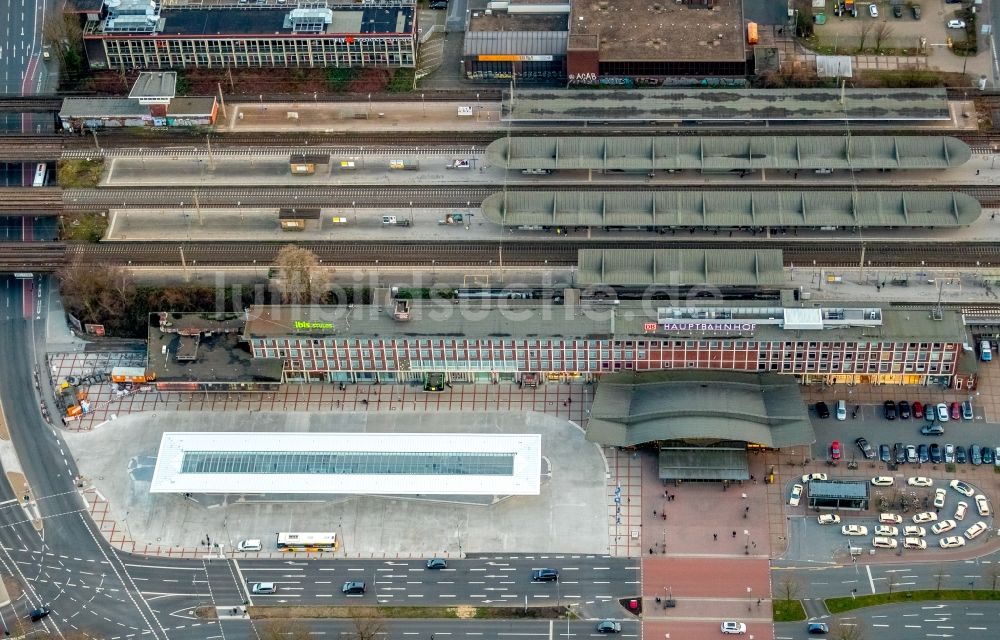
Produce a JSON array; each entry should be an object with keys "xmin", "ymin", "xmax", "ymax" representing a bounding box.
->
[
  {"xmin": 485, "ymin": 136, "xmax": 971, "ymax": 171},
  {"xmin": 150, "ymin": 432, "xmax": 541, "ymax": 495},
  {"xmin": 480, "ymin": 190, "xmax": 980, "ymax": 228}
]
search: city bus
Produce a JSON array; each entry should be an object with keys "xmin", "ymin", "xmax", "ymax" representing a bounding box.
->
[
  {"xmin": 276, "ymin": 532, "xmax": 338, "ymax": 551},
  {"xmin": 32, "ymin": 163, "xmax": 47, "ymax": 187}
]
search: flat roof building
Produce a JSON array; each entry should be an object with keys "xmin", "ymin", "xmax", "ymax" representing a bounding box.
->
[
  {"xmin": 72, "ymin": 0, "xmax": 417, "ymax": 70},
  {"xmin": 576, "ymin": 249, "xmax": 786, "ymax": 288},
  {"xmin": 463, "ymin": 8, "xmax": 568, "ymax": 83},
  {"xmin": 149, "ymin": 432, "xmax": 542, "ymax": 495},
  {"xmin": 241, "ymin": 296, "xmax": 972, "ymax": 389}
]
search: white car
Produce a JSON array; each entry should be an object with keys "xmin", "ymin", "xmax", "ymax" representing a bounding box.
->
[
  {"xmin": 903, "ymin": 525, "xmax": 926, "ymax": 537},
  {"xmin": 871, "ymin": 476, "xmax": 894, "ymax": 487},
  {"xmin": 934, "ymin": 488, "xmax": 947, "ymax": 509},
  {"xmin": 975, "ymin": 494, "xmax": 990, "ymax": 517},
  {"xmin": 912, "ymin": 511, "xmax": 938, "ymax": 524},
  {"xmin": 950, "ymin": 479, "xmax": 975, "ymax": 497},
  {"xmin": 879, "ymin": 513, "xmax": 902, "ymax": 524},
  {"xmin": 802, "ymin": 473, "xmax": 828, "ymax": 483},
  {"xmin": 948, "ymin": 19, "xmax": 966, "ymax": 29},
  {"xmin": 964, "ymin": 521, "xmax": 988, "ymax": 540},
  {"xmin": 907, "ymin": 477, "xmax": 933, "ymax": 487},
  {"xmin": 817, "ymin": 514, "xmax": 841, "ymax": 525},
  {"xmin": 789, "ymin": 484, "xmax": 803, "ymax": 507},
  {"xmin": 937, "ymin": 403, "xmax": 950, "ymax": 422},
  {"xmin": 721, "ymin": 621, "xmax": 747, "ymax": 635},
  {"xmin": 903, "ymin": 537, "xmax": 927, "ymax": 550},
  {"xmin": 842, "ymin": 524, "xmax": 869, "ymax": 536},
  {"xmin": 869, "ymin": 3, "xmax": 878, "ymax": 17},
  {"xmin": 954, "ymin": 501, "xmax": 968, "ymax": 521},
  {"xmin": 931, "ymin": 519, "xmax": 957, "ymax": 535},
  {"xmin": 939, "ymin": 535, "xmax": 966, "ymax": 548},
  {"xmin": 875, "ymin": 525, "xmax": 899, "ymax": 537},
  {"xmin": 872, "ymin": 536, "xmax": 897, "ymax": 549}
]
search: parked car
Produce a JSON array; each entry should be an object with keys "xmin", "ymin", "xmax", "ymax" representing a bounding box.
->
[
  {"xmin": 842, "ymin": 524, "xmax": 868, "ymax": 536},
  {"xmin": 802, "ymin": 473, "xmax": 828, "ymax": 483},
  {"xmin": 789, "ymin": 484, "xmax": 803, "ymax": 506},
  {"xmin": 995, "ymin": 446, "xmax": 1000, "ymax": 467},
  {"xmin": 912, "ymin": 401, "xmax": 924, "ymax": 419},
  {"xmin": 964, "ymin": 521, "xmax": 988, "ymax": 540},
  {"xmin": 950, "ymin": 402, "xmax": 961, "ymax": 421},
  {"xmin": 983, "ymin": 446, "xmax": 995, "ymax": 465},
  {"xmin": 905, "ymin": 445, "xmax": 918, "ymax": 463},
  {"xmin": 934, "ymin": 488, "xmax": 947, "ymax": 508},
  {"xmin": 871, "ymin": 476, "xmax": 894, "ymax": 487},
  {"xmin": 944, "ymin": 443, "xmax": 955, "ymax": 463},
  {"xmin": 892, "ymin": 4, "xmax": 902, "ymax": 17},
  {"xmin": 911, "ymin": 4, "xmax": 921, "ymax": 19},
  {"xmin": 912, "ymin": 511, "xmax": 938, "ymax": 524},
  {"xmin": 907, "ymin": 477, "xmax": 933, "ymax": 487},
  {"xmin": 937, "ymin": 403, "xmax": 949, "ymax": 422},
  {"xmin": 975, "ymin": 494, "xmax": 990, "ymax": 517},
  {"xmin": 879, "ymin": 444, "xmax": 891, "ymax": 463},
  {"xmin": 932, "ymin": 519, "xmax": 958, "ymax": 534},
  {"xmin": 954, "ymin": 501, "xmax": 968, "ymax": 520},
  {"xmin": 971, "ymin": 444, "xmax": 983, "ymax": 465},
  {"xmin": 875, "ymin": 525, "xmax": 899, "ymax": 537},
  {"xmin": 929, "ymin": 443, "xmax": 942, "ymax": 463},
  {"xmin": 873, "ymin": 536, "xmax": 897, "ymax": 549},
  {"xmin": 955, "ymin": 445, "xmax": 968, "ymax": 464},
  {"xmin": 884, "ymin": 400, "xmax": 898, "ymax": 420},
  {"xmin": 948, "ymin": 19, "xmax": 967, "ymax": 29},
  {"xmin": 836, "ymin": 400, "xmax": 847, "ymax": 421},
  {"xmin": 29, "ymin": 607, "xmax": 51, "ymax": 623},
  {"xmin": 904, "ymin": 537, "xmax": 927, "ymax": 549},
  {"xmin": 830, "ymin": 441, "xmax": 841, "ymax": 460},
  {"xmin": 818, "ymin": 514, "xmax": 841, "ymax": 525},
  {"xmin": 816, "ymin": 402, "xmax": 830, "ymax": 419},
  {"xmin": 879, "ymin": 513, "xmax": 902, "ymax": 524},
  {"xmin": 939, "ymin": 535, "xmax": 966, "ymax": 548},
  {"xmin": 869, "ymin": 3, "xmax": 878, "ymax": 17},
  {"xmin": 894, "ymin": 442, "xmax": 906, "ymax": 463},
  {"xmin": 856, "ymin": 437, "xmax": 875, "ymax": 460},
  {"xmin": 950, "ymin": 479, "xmax": 975, "ymax": 496},
  {"xmin": 917, "ymin": 444, "xmax": 929, "ymax": 463},
  {"xmin": 903, "ymin": 525, "xmax": 926, "ymax": 537},
  {"xmin": 898, "ymin": 400, "xmax": 911, "ymax": 419},
  {"xmin": 921, "ymin": 424, "xmax": 944, "ymax": 436},
  {"xmin": 962, "ymin": 401, "xmax": 973, "ymax": 420}
]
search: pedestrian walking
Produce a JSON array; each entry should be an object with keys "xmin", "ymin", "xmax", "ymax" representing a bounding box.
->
[
  {"xmin": 732, "ymin": 530, "xmax": 737, "ymax": 538},
  {"xmin": 713, "ymin": 533, "xmax": 718, "ymax": 541}
]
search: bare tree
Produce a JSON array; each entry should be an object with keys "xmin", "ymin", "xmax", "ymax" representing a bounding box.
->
[
  {"xmin": 777, "ymin": 576, "xmax": 801, "ymax": 602},
  {"xmin": 41, "ymin": 12, "xmax": 83, "ymax": 63},
  {"xmin": 873, "ymin": 22, "xmax": 894, "ymax": 53},
  {"xmin": 275, "ymin": 244, "xmax": 321, "ymax": 304},
  {"xmin": 256, "ymin": 620, "xmax": 312, "ymax": 640},
  {"xmin": 345, "ymin": 608, "xmax": 388, "ymax": 640},
  {"xmin": 856, "ymin": 21, "xmax": 874, "ymax": 53},
  {"xmin": 56, "ymin": 259, "xmax": 135, "ymax": 325}
]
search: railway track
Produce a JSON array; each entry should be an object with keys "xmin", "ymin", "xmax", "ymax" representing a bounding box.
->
[
  {"xmin": 0, "ymin": 188, "xmax": 63, "ymax": 212},
  {"xmin": 0, "ymin": 243, "xmax": 66, "ymax": 271},
  {"xmin": 59, "ymin": 240, "xmax": 1000, "ymax": 269},
  {"xmin": 58, "ymin": 184, "xmax": 1000, "ymax": 209}
]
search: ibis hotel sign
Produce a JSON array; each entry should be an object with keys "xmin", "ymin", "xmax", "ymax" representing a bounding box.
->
[
  {"xmin": 645, "ymin": 321, "xmax": 757, "ymax": 333},
  {"xmin": 294, "ymin": 320, "xmax": 335, "ymax": 331}
]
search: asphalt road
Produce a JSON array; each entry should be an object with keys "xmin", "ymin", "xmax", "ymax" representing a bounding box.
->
[
  {"xmin": 239, "ymin": 556, "xmax": 639, "ymax": 610},
  {"xmin": 269, "ymin": 618, "xmax": 641, "ymax": 638},
  {"xmin": 776, "ymin": 601, "xmax": 1000, "ymax": 640},
  {"xmin": 0, "ymin": 0, "xmax": 44, "ymax": 132}
]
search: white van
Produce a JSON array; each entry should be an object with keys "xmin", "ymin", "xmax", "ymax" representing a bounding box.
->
[
  {"xmin": 237, "ymin": 539, "xmax": 262, "ymax": 552},
  {"xmin": 251, "ymin": 582, "xmax": 276, "ymax": 594},
  {"xmin": 981, "ymin": 340, "xmax": 992, "ymax": 362},
  {"xmin": 835, "ymin": 400, "xmax": 847, "ymax": 421}
]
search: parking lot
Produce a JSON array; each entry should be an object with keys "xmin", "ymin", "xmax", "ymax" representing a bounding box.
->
[{"xmin": 810, "ymin": 0, "xmax": 970, "ymax": 52}]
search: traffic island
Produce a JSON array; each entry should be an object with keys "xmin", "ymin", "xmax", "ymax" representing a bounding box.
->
[
  {"xmin": 827, "ymin": 589, "xmax": 1000, "ymax": 613},
  {"xmin": 247, "ymin": 605, "xmax": 570, "ymax": 619}
]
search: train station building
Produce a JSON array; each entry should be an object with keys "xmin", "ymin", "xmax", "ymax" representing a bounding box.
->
[{"xmin": 239, "ymin": 251, "xmax": 974, "ymax": 390}]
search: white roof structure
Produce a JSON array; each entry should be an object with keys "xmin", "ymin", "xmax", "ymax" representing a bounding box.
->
[{"xmin": 149, "ymin": 432, "xmax": 542, "ymax": 496}]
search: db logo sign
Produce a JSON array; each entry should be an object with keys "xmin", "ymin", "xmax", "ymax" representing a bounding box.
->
[{"xmin": 643, "ymin": 322, "xmax": 658, "ymax": 332}]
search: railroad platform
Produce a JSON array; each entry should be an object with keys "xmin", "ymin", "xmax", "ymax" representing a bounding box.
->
[{"xmin": 102, "ymin": 204, "xmax": 1000, "ymax": 244}]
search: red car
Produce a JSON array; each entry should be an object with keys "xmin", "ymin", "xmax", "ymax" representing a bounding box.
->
[
  {"xmin": 950, "ymin": 402, "xmax": 961, "ymax": 421},
  {"xmin": 912, "ymin": 401, "xmax": 924, "ymax": 419},
  {"xmin": 831, "ymin": 440, "xmax": 842, "ymax": 460}
]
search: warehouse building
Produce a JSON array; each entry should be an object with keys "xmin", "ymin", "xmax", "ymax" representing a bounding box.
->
[{"xmin": 70, "ymin": 0, "xmax": 417, "ymax": 70}]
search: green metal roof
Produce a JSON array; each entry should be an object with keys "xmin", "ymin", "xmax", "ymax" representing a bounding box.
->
[
  {"xmin": 505, "ymin": 88, "xmax": 951, "ymax": 123},
  {"xmin": 585, "ymin": 371, "xmax": 815, "ymax": 448},
  {"xmin": 484, "ymin": 136, "xmax": 971, "ymax": 170},
  {"xmin": 577, "ymin": 249, "xmax": 785, "ymax": 287},
  {"xmin": 481, "ymin": 190, "xmax": 981, "ymax": 228}
]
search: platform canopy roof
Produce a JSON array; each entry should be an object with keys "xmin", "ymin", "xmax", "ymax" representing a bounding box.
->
[
  {"xmin": 586, "ymin": 371, "xmax": 814, "ymax": 448},
  {"xmin": 150, "ymin": 432, "xmax": 542, "ymax": 496},
  {"xmin": 505, "ymin": 88, "xmax": 951, "ymax": 123},
  {"xmin": 576, "ymin": 249, "xmax": 785, "ymax": 287},
  {"xmin": 485, "ymin": 136, "xmax": 971, "ymax": 171},
  {"xmin": 481, "ymin": 190, "xmax": 980, "ymax": 228}
]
